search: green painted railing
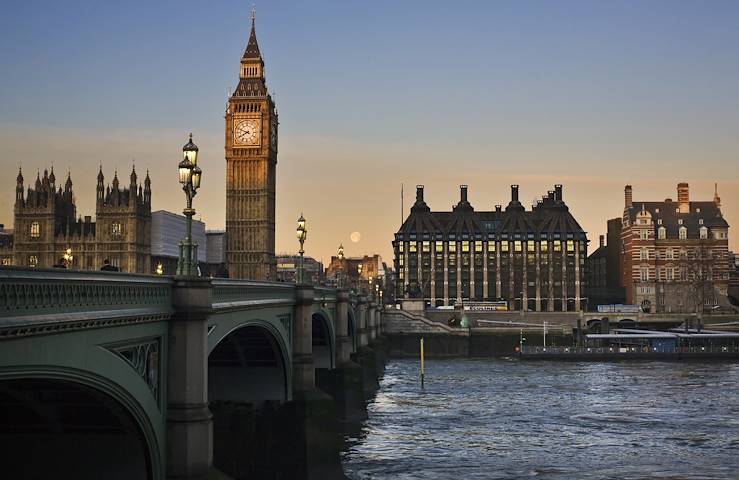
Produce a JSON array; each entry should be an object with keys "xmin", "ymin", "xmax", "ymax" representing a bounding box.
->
[
  {"xmin": 211, "ymin": 279, "xmax": 296, "ymax": 306},
  {"xmin": 0, "ymin": 266, "xmax": 173, "ymax": 319}
]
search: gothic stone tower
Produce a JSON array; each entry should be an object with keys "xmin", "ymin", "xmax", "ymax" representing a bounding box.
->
[{"xmin": 225, "ymin": 9, "xmax": 278, "ymax": 280}]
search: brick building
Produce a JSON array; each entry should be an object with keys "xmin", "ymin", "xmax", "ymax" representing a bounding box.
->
[{"xmin": 621, "ymin": 183, "xmax": 731, "ymax": 313}]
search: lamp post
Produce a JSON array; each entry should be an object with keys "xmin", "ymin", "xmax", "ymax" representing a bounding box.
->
[
  {"xmin": 357, "ymin": 263, "xmax": 363, "ymax": 293},
  {"xmin": 176, "ymin": 133, "xmax": 202, "ymax": 276},
  {"xmin": 296, "ymin": 214, "xmax": 307, "ymax": 284},
  {"xmin": 63, "ymin": 248, "xmax": 73, "ymax": 268},
  {"xmin": 337, "ymin": 243, "xmax": 346, "ymax": 288}
]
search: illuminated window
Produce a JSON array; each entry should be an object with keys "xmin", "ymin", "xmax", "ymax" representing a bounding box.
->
[
  {"xmin": 448, "ymin": 242, "xmax": 456, "ymax": 253},
  {"xmin": 29, "ymin": 255, "xmax": 38, "ymax": 267},
  {"xmin": 566, "ymin": 240, "xmax": 574, "ymax": 252},
  {"xmin": 553, "ymin": 240, "xmax": 561, "ymax": 252},
  {"xmin": 112, "ymin": 222, "xmax": 122, "ymax": 237},
  {"xmin": 30, "ymin": 222, "xmax": 40, "ymax": 238},
  {"xmin": 1, "ymin": 258, "xmax": 10, "ymax": 266},
  {"xmin": 526, "ymin": 241, "xmax": 534, "ymax": 252},
  {"xmin": 399, "ymin": 257, "xmax": 404, "ymax": 267},
  {"xmin": 475, "ymin": 241, "xmax": 483, "ymax": 253},
  {"xmin": 501, "ymin": 242, "xmax": 509, "ymax": 252},
  {"xmin": 409, "ymin": 241, "xmax": 417, "ymax": 252},
  {"xmin": 398, "ymin": 242, "xmax": 404, "ymax": 252},
  {"xmin": 540, "ymin": 241, "xmax": 548, "ymax": 252},
  {"xmin": 514, "ymin": 241, "xmax": 522, "ymax": 252},
  {"xmin": 422, "ymin": 241, "xmax": 430, "ymax": 253},
  {"xmin": 489, "ymin": 242, "xmax": 496, "ymax": 252},
  {"xmin": 399, "ymin": 270, "xmax": 404, "ymax": 280},
  {"xmin": 435, "ymin": 241, "xmax": 443, "ymax": 252},
  {"xmin": 462, "ymin": 241, "xmax": 470, "ymax": 253}
]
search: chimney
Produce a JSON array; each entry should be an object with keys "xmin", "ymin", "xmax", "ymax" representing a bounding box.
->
[
  {"xmin": 677, "ymin": 182, "xmax": 689, "ymax": 213},
  {"xmin": 599, "ymin": 235, "xmax": 604, "ymax": 248},
  {"xmin": 548, "ymin": 191, "xmax": 554, "ymax": 203},
  {"xmin": 714, "ymin": 183, "xmax": 721, "ymax": 207},
  {"xmin": 555, "ymin": 184, "xmax": 563, "ymax": 203},
  {"xmin": 495, "ymin": 205, "xmax": 502, "ymax": 213},
  {"xmin": 416, "ymin": 185, "xmax": 424, "ymax": 202},
  {"xmin": 511, "ymin": 185, "xmax": 519, "ymax": 203},
  {"xmin": 84, "ymin": 215, "xmax": 91, "ymax": 223},
  {"xmin": 460, "ymin": 185, "xmax": 468, "ymax": 202},
  {"xmin": 625, "ymin": 185, "xmax": 633, "ymax": 208}
]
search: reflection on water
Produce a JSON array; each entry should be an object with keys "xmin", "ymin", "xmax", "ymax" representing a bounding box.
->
[{"xmin": 342, "ymin": 358, "xmax": 739, "ymax": 480}]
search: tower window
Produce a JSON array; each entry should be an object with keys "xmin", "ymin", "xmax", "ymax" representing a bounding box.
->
[
  {"xmin": 30, "ymin": 222, "xmax": 40, "ymax": 238},
  {"xmin": 112, "ymin": 222, "xmax": 122, "ymax": 238},
  {"xmin": 28, "ymin": 255, "xmax": 38, "ymax": 267}
]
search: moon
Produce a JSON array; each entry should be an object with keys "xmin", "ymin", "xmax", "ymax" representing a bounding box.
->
[{"xmin": 350, "ymin": 231, "xmax": 361, "ymax": 243}]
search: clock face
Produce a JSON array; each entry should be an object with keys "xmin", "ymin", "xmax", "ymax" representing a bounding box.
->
[{"xmin": 234, "ymin": 119, "xmax": 260, "ymax": 146}]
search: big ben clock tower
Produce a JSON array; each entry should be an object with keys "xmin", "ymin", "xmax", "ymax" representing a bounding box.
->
[{"xmin": 226, "ymin": 8, "xmax": 278, "ymax": 280}]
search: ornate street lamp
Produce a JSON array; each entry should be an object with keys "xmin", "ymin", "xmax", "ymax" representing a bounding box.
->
[
  {"xmin": 337, "ymin": 243, "xmax": 346, "ymax": 288},
  {"xmin": 156, "ymin": 263, "xmax": 164, "ymax": 275},
  {"xmin": 296, "ymin": 214, "xmax": 307, "ymax": 284},
  {"xmin": 63, "ymin": 248, "xmax": 73, "ymax": 268},
  {"xmin": 177, "ymin": 133, "xmax": 202, "ymax": 276}
]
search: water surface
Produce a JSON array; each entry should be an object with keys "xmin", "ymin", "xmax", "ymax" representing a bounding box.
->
[{"xmin": 342, "ymin": 358, "xmax": 739, "ymax": 479}]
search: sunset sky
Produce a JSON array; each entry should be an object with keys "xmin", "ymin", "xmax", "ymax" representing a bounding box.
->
[{"xmin": 1, "ymin": 0, "xmax": 738, "ymax": 265}]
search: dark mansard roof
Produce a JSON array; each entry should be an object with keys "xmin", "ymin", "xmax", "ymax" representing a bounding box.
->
[
  {"xmin": 626, "ymin": 200, "xmax": 728, "ymax": 239},
  {"xmin": 397, "ymin": 184, "xmax": 587, "ymax": 241}
]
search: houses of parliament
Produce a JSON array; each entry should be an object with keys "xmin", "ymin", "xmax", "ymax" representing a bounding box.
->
[
  {"xmin": 2, "ymin": 11, "xmax": 279, "ymax": 279},
  {"xmin": 2, "ymin": 166, "xmax": 151, "ymax": 272}
]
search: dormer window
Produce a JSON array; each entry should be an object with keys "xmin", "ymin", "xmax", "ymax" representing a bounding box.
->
[
  {"xmin": 658, "ymin": 226, "xmax": 666, "ymax": 240},
  {"xmin": 696, "ymin": 208, "xmax": 701, "ymax": 213},
  {"xmin": 655, "ymin": 208, "xmax": 660, "ymax": 213},
  {"xmin": 679, "ymin": 226, "xmax": 687, "ymax": 239},
  {"xmin": 698, "ymin": 219, "xmax": 703, "ymax": 225},
  {"xmin": 678, "ymin": 219, "xmax": 683, "ymax": 225},
  {"xmin": 699, "ymin": 226, "xmax": 708, "ymax": 239}
]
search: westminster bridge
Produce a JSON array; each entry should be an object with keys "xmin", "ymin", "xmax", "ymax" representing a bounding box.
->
[{"xmin": 0, "ymin": 266, "xmax": 384, "ymax": 479}]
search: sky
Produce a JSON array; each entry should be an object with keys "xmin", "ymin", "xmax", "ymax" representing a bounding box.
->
[{"xmin": 1, "ymin": 0, "xmax": 738, "ymax": 265}]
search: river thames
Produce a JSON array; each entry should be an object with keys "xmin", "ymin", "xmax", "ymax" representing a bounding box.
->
[{"xmin": 342, "ymin": 358, "xmax": 739, "ymax": 480}]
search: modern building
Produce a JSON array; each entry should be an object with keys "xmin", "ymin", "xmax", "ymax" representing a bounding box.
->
[
  {"xmin": 276, "ymin": 254, "xmax": 324, "ymax": 284},
  {"xmin": 225, "ymin": 9, "xmax": 278, "ymax": 281},
  {"xmin": 620, "ymin": 183, "xmax": 731, "ymax": 313},
  {"xmin": 10, "ymin": 167, "xmax": 151, "ymax": 272},
  {"xmin": 393, "ymin": 184, "xmax": 588, "ymax": 311},
  {"xmin": 150, "ymin": 210, "xmax": 206, "ymax": 275},
  {"xmin": 204, "ymin": 230, "xmax": 228, "ymax": 278}
]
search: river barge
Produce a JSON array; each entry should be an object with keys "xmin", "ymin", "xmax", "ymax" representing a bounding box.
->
[{"xmin": 520, "ymin": 328, "xmax": 739, "ymax": 360}]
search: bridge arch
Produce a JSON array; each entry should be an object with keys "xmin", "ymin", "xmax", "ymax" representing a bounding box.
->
[
  {"xmin": 208, "ymin": 320, "xmax": 291, "ymax": 403},
  {"xmin": 0, "ymin": 368, "xmax": 160, "ymax": 479},
  {"xmin": 312, "ymin": 309, "xmax": 336, "ymax": 370}
]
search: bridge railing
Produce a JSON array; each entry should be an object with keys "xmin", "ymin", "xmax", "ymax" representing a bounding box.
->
[
  {"xmin": 0, "ymin": 267, "xmax": 173, "ymax": 330},
  {"xmin": 313, "ymin": 286, "xmax": 337, "ymax": 305},
  {"xmin": 211, "ymin": 279, "xmax": 296, "ymax": 308}
]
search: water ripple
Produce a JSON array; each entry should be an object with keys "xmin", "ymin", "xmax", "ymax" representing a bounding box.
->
[{"xmin": 342, "ymin": 358, "xmax": 739, "ymax": 479}]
